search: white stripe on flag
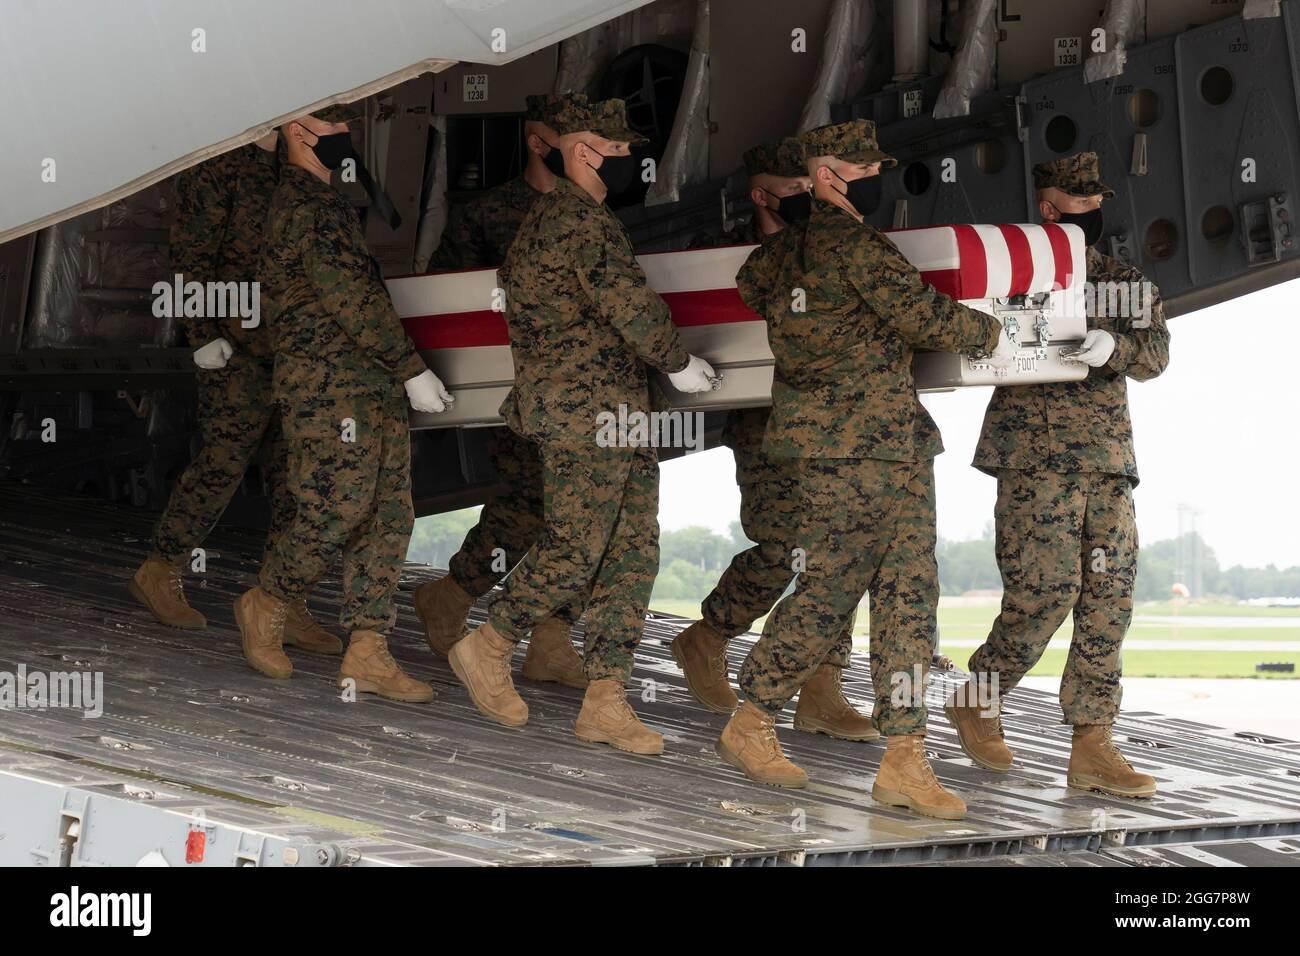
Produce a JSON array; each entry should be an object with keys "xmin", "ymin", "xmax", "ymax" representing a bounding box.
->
[
  {"xmin": 883, "ymin": 227, "xmax": 962, "ymax": 272},
  {"xmin": 638, "ymin": 245, "xmax": 754, "ymax": 293},
  {"xmin": 1020, "ymin": 224, "xmax": 1055, "ymax": 293},
  {"xmin": 974, "ymin": 224, "xmax": 1012, "ymax": 298},
  {"xmin": 388, "ymin": 270, "xmax": 498, "ymax": 318}
]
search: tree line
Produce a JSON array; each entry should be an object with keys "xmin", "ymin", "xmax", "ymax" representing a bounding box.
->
[{"xmin": 408, "ymin": 510, "xmax": 1300, "ymax": 604}]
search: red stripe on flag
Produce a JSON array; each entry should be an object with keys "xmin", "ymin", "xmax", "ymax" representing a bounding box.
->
[
  {"xmin": 950, "ymin": 225, "xmax": 987, "ymax": 299},
  {"xmin": 997, "ymin": 224, "xmax": 1032, "ymax": 296},
  {"xmin": 403, "ymin": 311, "xmax": 508, "ymax": 349},
  {"xmin": 917, "ymin": 268, "xmax": 962, "ymax": 299},
  {"xmin": 659, "ymin": 288, "xmax": 763, "ymax": 326},
  {"xmin": 402, "ymin": 289, "xmax": 764, "ymax": 349},
  {"xmin": 1041, "ymin": 221, "xmax": 1073, "ymax": 291}
]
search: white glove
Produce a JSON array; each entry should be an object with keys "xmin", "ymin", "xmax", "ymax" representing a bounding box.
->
[
  {"xmin": 1068, "ymin": 329, "xmax": 1116, "ymax": 368},
  {"xmin": 984, "ymin": 326, "xmax": 1018, "ymax": 371},
  {"xmin": 193, "ymin": 338, "xmax": 232, "ymax": 370},
  {"xmin": 667, "ymin": 354, "xmax": 720, "ymax": 394},
  {"xmin": 404, "ymin": 369, "xmax": 454, "ymax": 413}
]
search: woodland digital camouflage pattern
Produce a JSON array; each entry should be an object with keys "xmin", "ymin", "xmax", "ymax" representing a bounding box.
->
[
  {"xmin": 526, "ymin": 91, "xmax": 587, "ymax": 125},
  {"xmin": 153, "ymin": 358, "xmax": 294, "ymax": 566},
  {"xmin": 742, "ymin": 137, "xmax": 805, "ymax": 180},
  {"xmin": 489, "ymin": 446, "xmax": 659, "ymax": 681},
  {"xmin": 761, "ymin": 200, "xmax": 1002, "ymax": 461},
  {"xmin": 435, "ymin": 90, "xmax": 590, "ymax": 614},
  {"xmin": 1032, "ymin": 151, "xmax": 1116, "ymax": 199},
  {"xmin": 700, "ymin": 221, "xmax": 850, "ymax": 664},
  {"xmin": 969, "ymin": 168, "xmax": 1169, "ymax": 722},
  {"xmin": 967, "ymin": 469, "xmax": 1137, "ymax": 724},
  {"xmin": 495, "ymin": 175, "xmax": 688, "ymax": 442},
  {"xmin": 488, "ymin": 113, "xmax": 686, "ymax": 678},
  {"xmin": 431, "ymin": 175, "xmax": 542, "ymax": 271},
  {"xmin": 548, "ymin": 97, "xmax": 646, "ymax": 143},
  {"xmin": 257, "ymin": 164, "xmax": 428, "ymax": 633},
  {"xmin": 449, "ymin": 425, "xmax": 579, "ymax": 624},
  {"xmin": 152, "ymin": 145, "xmax": 289, "ymax": 565},
  {"xmin": 974, "ymin": 247, "xmax": 1170, "ymax": 482},
  {"xmin": 169, "ymin": 143, "xmax": 279, "ymax": 355},
  {"xmin": 705, "ymin": 406, "xmax": 854, "ymax": 668},
  {"xmin": 735, "ymin": 133, "xmax": 1002, "ymax": 729},
  {"xmin": 799, "ymin": 119, "xmax": 896, "ymax": 167},
  {"xmin": 739, "ymin": 457, "xmax": 938, "ymax": 734}
]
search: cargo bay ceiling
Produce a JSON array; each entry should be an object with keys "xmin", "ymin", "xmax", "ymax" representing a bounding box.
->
[{"xmin": 0, "ymin": 0, "xmax": 654, "ymax": 244}]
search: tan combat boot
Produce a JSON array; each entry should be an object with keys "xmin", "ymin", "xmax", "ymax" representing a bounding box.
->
[
  {"xmin": 670, "ymin": 620, "xmax": 738, "ymax": 715},
  {"xmin": 1067, "ymin": 724, "xmax": 1158, "ymax": 797},
  {"xmin": 944, "ymin": 686, "xmax": 1013, "ymax": 772},
  {"xmin": 716, "ymin": 701, "xmax": 808, "ymax": 788},
  {"xmin": 282, "ymin": 600, "xmax": 343, "ymax": 655},
  {"xmin": 233, "ymin": 587, "xmax": 292, "ymax": 679},
  {"xmin": 574, "ymin": 679, "xmax": 664, "ymax": 755},
  {"xmin": 449, "ymin": 621, "xmax": 528, "ymax": 727},
  {"xmin": 128, "ymin": 554, "xmax": 206, "ymax": 629},
  {"xmin": 413, "ymin": 575, "xmax": 474, "ymax": 657},
  {"xmin": 338, "ymin": 631, "xmax": 434, "ymax": 703},
  {"xmin": 521, "ymin": 616, "xmax": 588, "ymax": 689},
  {"xmin": 872, "ymin": 735, "xmax": 967, "ymax": 820},
  {"xmin": 794, "ymin": 664, "xmax": 880, "ymax": 741}
]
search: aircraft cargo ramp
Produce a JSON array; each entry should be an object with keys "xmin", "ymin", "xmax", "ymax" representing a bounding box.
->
[{"xmin": 1, "ymin": 482, "xmax": 1298, "ymax": 868}]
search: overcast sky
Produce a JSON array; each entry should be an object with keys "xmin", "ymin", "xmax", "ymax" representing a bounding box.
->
[{"xmin": 659, "ymin": 279, "xmax": 1300, "ymax": 570}]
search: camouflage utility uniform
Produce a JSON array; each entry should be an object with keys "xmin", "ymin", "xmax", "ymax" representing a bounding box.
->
[
  {"xmin": 258, "ymin": 164, "xmax": 429, "ymax": 634},
  {"xmin": 489, "ymin": 115, "xmax": 690, "ymax": 681},
  {"xmin": 970, "ymin": 157, "xmax": 1170, "ymax": 723},
  {"xmin": 738, "ymin": 129, "xmax": 1002, "ymax": 734},
  {"xmin": 431, "ymin": 175, "xmax": 542, "ymax": 272},
  {"xmin": 701, "ymin": 138, "xmax": 857, "ymax": 659},
  {"xmin": 430, "ymin": 95, "xmax": 587, "ymax": 619},
  {"xmin": 152, "ymin": 144, "xmax": 293, "ymax": 564}
]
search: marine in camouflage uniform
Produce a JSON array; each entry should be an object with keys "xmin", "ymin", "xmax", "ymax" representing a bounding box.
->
[
  {"xmin": 128, "ymin": 140, "xmax": 337, "ymax": 653},
  {"xmin": 415, "ymin": 95, "xmax": 589, "ymax": 684},
  {"xmin": 449, "ymin": 99, "xmax": 698, "ymax": 754},
  {"xmin": 947, "ymin": 152, "xmax": 1170, "ymax": 797},
  {"xmin": 717, "ymin": 122, "xmax": 1003, "ymax": 815},
  {"xmin": 234, "ymin": 103, "xmax": 437, "ymax": 701},
  {"xmin": 671, "ymin": 138, "xmax": 870, "ymax": 739}
]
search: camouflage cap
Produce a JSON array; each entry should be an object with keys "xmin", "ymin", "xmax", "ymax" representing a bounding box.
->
[
  {"xmin": 743, "ymin": 137, "xmax": 806, "ymax": 179},
  {"xmin": 1033, "ymin": 151, "xmax": 1115, "ymax": 198},
  {"xmin": 525, "ymin": 91, "xmax": 588, "ymax": 126},
  {"xmin": 312, "ymin": 100, "xmax": 366, "ymax": 124},
  {"xmin": 799, "ymin": 119, "xmax": 896, "ymax": 167},
  {"xmin": 550, "ymin": 96, "xmax": 648, "ymax": 145}
]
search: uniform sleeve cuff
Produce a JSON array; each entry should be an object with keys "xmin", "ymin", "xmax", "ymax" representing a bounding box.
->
[
  {"xmin": 1106, "ymin": 333, "xmax": 1134, "ymax": 373},
  {"xmin": 396, "ymin": 351, "xmax": 430, "ymax": 384}
]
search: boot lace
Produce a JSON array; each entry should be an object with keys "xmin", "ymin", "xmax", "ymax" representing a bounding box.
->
[
  {"xmin": 166, "ymin": 567, "xmax": 185, "ymax": 600},
  {"xmin": 371, "ymin": 639, "xmax": 400, "ymax": 672},
  {"xmin": 1098, "ymin": 727, "xmax": 1136, "ymax": 771}
]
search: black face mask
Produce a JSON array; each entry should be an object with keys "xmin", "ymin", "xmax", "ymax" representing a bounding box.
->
[
  {"xmin": 541, "ymin": 140, "xmax": 566, "ymax": 179},
  {"xmin": 761, "ymin": 187, "xmax": 813, "ymax": 224},
  {"xmin": 831, "ymin": 169, "xmax": 882, "ymax": 217},
  {"xmin": 1054, "ymin": 204, "xmax": 1105, "ymax": 246},
  {"xmin": 587, "ymin": 148, "xmax": 638, "ymax": 196},
  {"xmin": 304, "ymin": 126, "xmax": 402, "ymax": 230},
  {"xmin": 307, "ymin": 130, "xmax": 354, "ymax": 171}
]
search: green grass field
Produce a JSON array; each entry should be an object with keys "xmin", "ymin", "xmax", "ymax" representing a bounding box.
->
[{"xmin": 647, "ymin": 599, "xmax": 1300, "ymax": 679}]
